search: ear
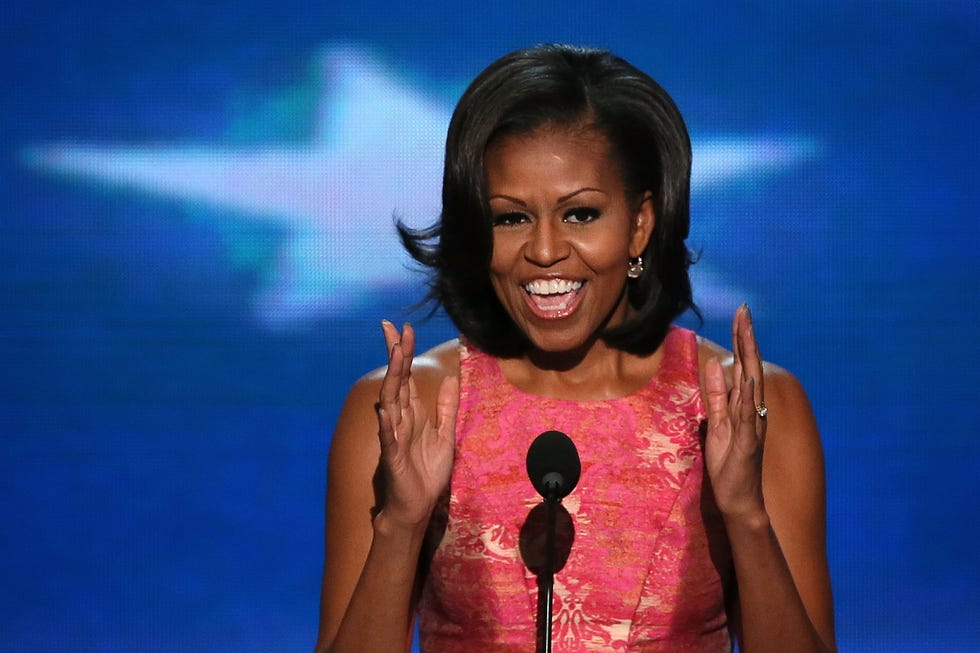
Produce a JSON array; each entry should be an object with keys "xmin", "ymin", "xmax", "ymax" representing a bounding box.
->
[{"xmin": 628, "ymin": 191, "xmax": 656, "ymax": 258}]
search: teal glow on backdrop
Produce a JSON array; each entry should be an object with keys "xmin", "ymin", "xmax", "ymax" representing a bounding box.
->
[{"xmin": 2, "ymin": 1, "xmax": 977, "ymax": 650}]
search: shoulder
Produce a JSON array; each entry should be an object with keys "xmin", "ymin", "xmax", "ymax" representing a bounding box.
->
[
  {"xmin": 343, "ymin": 337, "xmax": 460, "ymax": 416},
  {"xmin": 696, "ymin": 335, "xmax": 810, "ymax": 408},
  {"xmin": 696, "ymin": 331, "xmax": 824, "ymax": 496},
  {"xmin": 696, "ymin": 334, "xmax": 820, "ymax": 467},
  {"xmin": 328, "ymin": 336, "xmax": 461, "ymax": 498}
]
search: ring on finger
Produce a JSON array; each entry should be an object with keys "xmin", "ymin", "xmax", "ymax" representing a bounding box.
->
[{"xmin": 755, "ymin": 402, "xmax": 768, "ymax": 419}]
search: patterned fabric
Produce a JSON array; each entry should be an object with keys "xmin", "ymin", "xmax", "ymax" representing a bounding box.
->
[{"xmin": 417, "ymin": 326, "xmax": 733, "ymax": 652}]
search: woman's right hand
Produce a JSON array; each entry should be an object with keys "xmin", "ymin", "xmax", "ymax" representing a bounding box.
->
[
  {"xmin": 315, "ymin": 325, "xmax": 458, "ymax": 652},
  {"xmin": 376, "ymin": 320, "xmax": 459, "ymax": 532}
]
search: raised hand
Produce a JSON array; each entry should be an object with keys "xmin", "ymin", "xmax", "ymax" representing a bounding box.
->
[
  {"xmin": 375, "ymin": 320, "xmax": 459, "ymax": 531},
  {"xmin": 703, "ymin": 304, "xmax": 768, "ymax": 521}
]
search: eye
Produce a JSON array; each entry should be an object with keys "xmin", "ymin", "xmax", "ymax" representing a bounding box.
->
[
  {"xmin": 563, "ymin": 207, "xmax": 601, "ymax": 224},
  {"xmin": 492, "ymin": 212, "xmax": 529, "ymax": 227}
]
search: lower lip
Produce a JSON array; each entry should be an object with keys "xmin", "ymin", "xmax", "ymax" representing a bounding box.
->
[{"xmin": 522, "ymin": 284, "xmax": 585, "ymax": 320}]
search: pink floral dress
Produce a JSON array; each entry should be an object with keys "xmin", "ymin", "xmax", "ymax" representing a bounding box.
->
[{"xmin": 417, "ymin": 327, "xmax": 733, "ymax": 652}]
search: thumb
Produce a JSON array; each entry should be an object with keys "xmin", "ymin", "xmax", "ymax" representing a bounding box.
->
[{"xmin": 435, "ymin": 375, "xmax": 460, "ymax": 440}]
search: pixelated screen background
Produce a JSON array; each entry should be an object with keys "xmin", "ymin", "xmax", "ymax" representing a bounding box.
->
[{"xmin": 2, "ymin": 1, "xmax": 977, "ymax": 651}]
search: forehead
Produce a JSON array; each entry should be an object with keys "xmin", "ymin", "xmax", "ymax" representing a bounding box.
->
[
  {"xmin": 487, "ymin": 122, "xmax": 609, "ymax": 158},
  {"xmin": 484, "ymin": 125, "xmax": 621, "ymax": 190}
]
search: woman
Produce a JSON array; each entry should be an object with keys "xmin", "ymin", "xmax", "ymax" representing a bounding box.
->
[{"xmin": 315, "ymin": 45, "xmax": 835, "ymax": 652}]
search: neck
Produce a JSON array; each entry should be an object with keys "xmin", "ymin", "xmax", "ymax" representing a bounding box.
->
[
  {"xmin": 526, "ymin": 334, "xmax": 614, "ymax": 373},
  {"xmin": 508, "ymin": 337, "xmax": 648, "ymax": 401}
]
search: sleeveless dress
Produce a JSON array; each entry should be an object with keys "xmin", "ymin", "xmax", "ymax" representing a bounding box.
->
[{"xmin": 417, "ymin": 326, "xmax": 733, "ymax": 652}]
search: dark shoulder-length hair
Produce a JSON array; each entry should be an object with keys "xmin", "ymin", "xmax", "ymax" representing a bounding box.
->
[{"xmin": 399, "ymin": 44, "xmax": 699, "ymax": 358}]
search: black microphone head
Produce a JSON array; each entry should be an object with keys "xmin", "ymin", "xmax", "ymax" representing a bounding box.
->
[{"xmin": 526, "ymin": 430, "xmax": 581, "ymax": 501}]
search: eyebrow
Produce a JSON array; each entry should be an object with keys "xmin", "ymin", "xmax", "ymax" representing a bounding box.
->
[{"xmin": 488, "ymin": 187, "xmax": 607, "ymax": 205}]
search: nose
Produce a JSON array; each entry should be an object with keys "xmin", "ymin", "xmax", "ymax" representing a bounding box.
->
[{"xmin": 524, "ymin": 218, "xmax": 570, "ymax": 267}]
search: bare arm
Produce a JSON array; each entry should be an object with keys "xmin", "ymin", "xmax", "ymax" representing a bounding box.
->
[
  {"xmin": 314, "ymin": 323, "xmax": 458, "ymax": 653},
  {"xmin": 702, "ymin": 305, "xmax": 836, "ymax": 653}
]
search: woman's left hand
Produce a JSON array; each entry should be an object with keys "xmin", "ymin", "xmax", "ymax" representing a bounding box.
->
[{"xmin": 703, "ymin": 303, "xmax": 769, "ymax": 522}]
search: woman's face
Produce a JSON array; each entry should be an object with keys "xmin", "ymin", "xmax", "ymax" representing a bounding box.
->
[{"xmin": 485, "ymin": 126, "xmax": 654, "ymax": 354}]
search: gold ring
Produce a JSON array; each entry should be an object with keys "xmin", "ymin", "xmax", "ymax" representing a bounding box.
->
[{"xmin": 755, "ymin": 402, "xmax": 768, "ymax": 419}]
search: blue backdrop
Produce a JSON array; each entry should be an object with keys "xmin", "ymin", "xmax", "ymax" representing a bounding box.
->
[{"xmin": 2, "ymin": 1, "xmax": 978, "ymax": 651}]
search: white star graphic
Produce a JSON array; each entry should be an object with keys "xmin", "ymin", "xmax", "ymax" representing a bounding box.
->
[{"xmin": 23, "ymin": 44, "xmax": 817, "ymax": 328}]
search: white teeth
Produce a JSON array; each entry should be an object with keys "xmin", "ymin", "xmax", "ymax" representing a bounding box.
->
[{"xmin": 524, "ymin": 279, "xmax": 583, "ymax": 295}]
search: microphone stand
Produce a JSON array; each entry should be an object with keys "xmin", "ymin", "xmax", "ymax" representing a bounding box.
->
[{"xmin": 542, "ymin": 489, "xmax": 559, "ymax": 653}]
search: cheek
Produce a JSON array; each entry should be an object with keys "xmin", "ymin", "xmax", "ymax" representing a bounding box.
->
[
  {"xmin": 489, "ymin": 231, "xmax": 520, "ymax": 272},
  {"xmin": 577, "ymin": 234, "xmax": 632, "ymax": 273},
  {"xmin": 488, "ymin": 246, "xmax": 513, "ymax": 295},
  {"xmin": 488, "ymin": 273, "xmax": 523, "ymax": 325}
]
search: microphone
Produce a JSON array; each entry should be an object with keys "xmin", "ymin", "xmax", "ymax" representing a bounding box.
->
[
  {"xmin": 526, "ymin": 430, "xmax": 581, "ymax": 502},
  {"xmin": 525, "ymin": 430, "xmax": 580, "ymax": 653}
]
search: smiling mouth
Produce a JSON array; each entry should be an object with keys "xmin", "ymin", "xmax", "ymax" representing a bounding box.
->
[{"xmin": 523, "ymin": 279, "xmax": 584, "ymax": 315}]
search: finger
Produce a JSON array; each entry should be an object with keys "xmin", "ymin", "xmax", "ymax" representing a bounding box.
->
[
  {"xmin": 379, "ymin": 341, "xmax": 405, "ymax": 430},
  {"xmin": 380, "ymin": 319, "xmax": 402, "ymax": 404},
  {"xmin": 397, "ymin": 324, "xmax": 415, "ymax": 411},
  {"xmin": 381, "ymin": 319, "xmax": 400, "ymax": 352},
  {"xmin": 703, "ymin": 357, "xmax": 734, "ymax": 451},
  {"xmin": 377, "ymin": 405, "xmax": 399, "ymax": 450},
  {"xmin": 380, "ymin": 320, "xmax": 411, "ymax": 414},
  {"xmin": 380, "ymin": 341, "xmax": 403, "ymax": 401},
  {"xmin": 402, "ymin": 323, "xmax": 416, "ymax": 363},
  {"xmin": 398, "ymin": 376, "xmax": 419, "ymax": 441},
  {"xmin": 741, "ymin": 376, "xmax": 758, "ymax": 424},
  {"xmin": 703, "ymin": 357, "xmax": 730, "ymax": 420},
  {"xmin": 737, "ymin": 305, "xmax": 765, "ymax": 402},
  {"xmin": 735, "ymin": 376, "xmax": 762, "ymax": 447},
  {"xmin": 731, "ymin": 304, "xmax": 745, "ymax": 382},
  {"xmin": 435, "ymin": 375, "xmax": 460, "ymax": 442},
  {"xmin": 728, "ymin": 359, "xmax": 743, "ymax": 415}
]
